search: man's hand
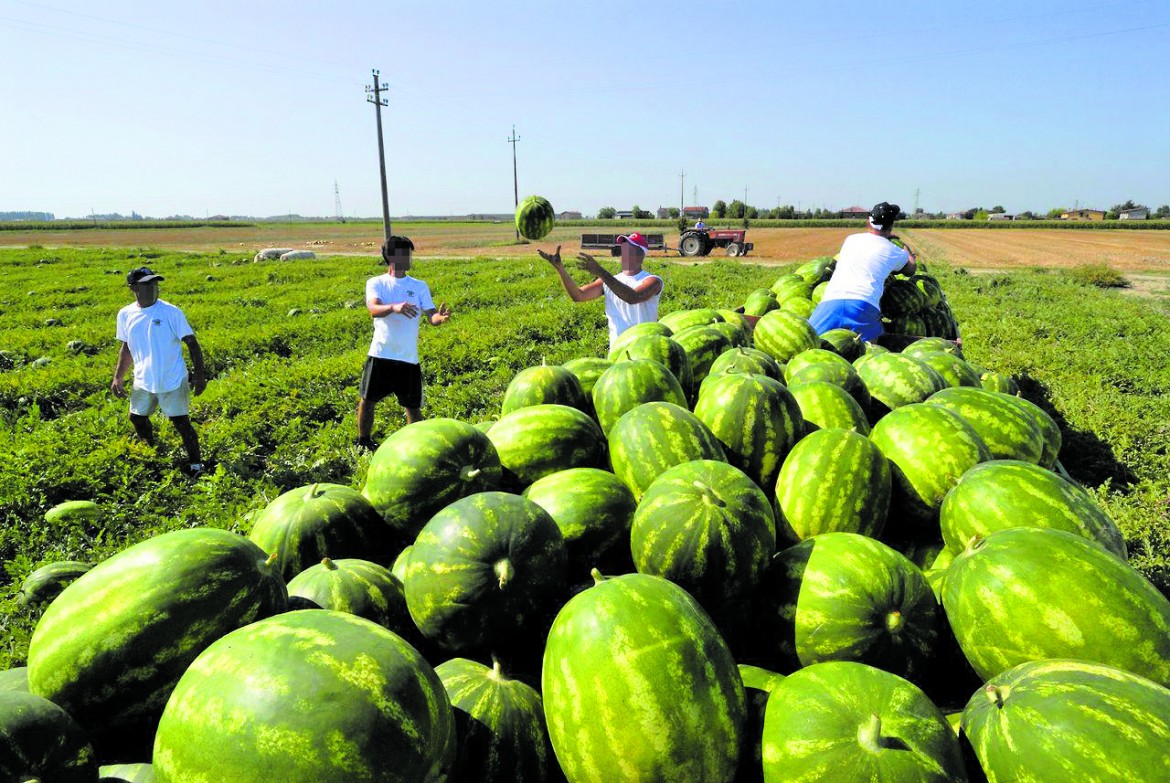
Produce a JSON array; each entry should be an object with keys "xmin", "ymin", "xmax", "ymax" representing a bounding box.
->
[
  {"xmin": 575, "ymin": 252, "xmax": 604, "ymax": 277},
  {"xmin": 191, "ymin": 370, "xmax": 207, "ymax": 396},
  {"xmin": 431, "ymin": 303, "xmax": 452, "ymax": 325},
  {"xmin": 537, "ymin": 246, "xmax": 563, "ymax": 268},
  {"xmin": 394, "ymin": 301, "xmax": 419, "ymax": 317},
  {"xmin": 111, "ymin": 376, "xmax": 127, "ymax": 398}
]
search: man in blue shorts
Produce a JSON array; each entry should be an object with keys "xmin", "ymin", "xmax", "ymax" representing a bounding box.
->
[
  {"xmin": 808, "ymin": 201, "xmax": 917, "ymax": 341},
  {"xmin": 357, "ymin": 236, "xmax": 451, "ymax": 450}
]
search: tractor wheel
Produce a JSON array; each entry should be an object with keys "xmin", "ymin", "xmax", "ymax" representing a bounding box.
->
[
  {"xmin": 726, "ymin": 242, "xmax": 742, "ymax": 257},
  {"xmin": 679, "ymin": 233, "xmax": 704, "ymax": 257}
]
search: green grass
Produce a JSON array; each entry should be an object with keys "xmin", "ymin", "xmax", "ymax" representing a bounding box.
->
[{"xmin": 1, "ymin": 247, "xmax": 1168, "ymax": 668}]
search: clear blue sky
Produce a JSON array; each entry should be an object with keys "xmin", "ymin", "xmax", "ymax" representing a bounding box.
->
[{"xmin": 2, "ymin": 0, "xmax": 1168, "ymax": 218}]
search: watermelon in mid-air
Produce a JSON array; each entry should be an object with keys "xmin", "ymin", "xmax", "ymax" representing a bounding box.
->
[{"xmin": 516, "ymin": 195, "xmax": 555, "ymax": 240}]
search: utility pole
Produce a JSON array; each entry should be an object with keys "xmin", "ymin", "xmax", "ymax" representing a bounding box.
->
[
  {"xmin": 334, "ymin": 180, "xmax": 345, "ymax": 223},
  {"xmin": 744, "ymin": 186, "xmax": 748, "ymax": 217},
  {"xmin": 508, "ymin": 126, "xmax": 521, "ymax": 241},
  {"xmin": 366, "ymin": 69, "xmax": 391, "ymax": 239},
  {"xmin": 679, "ymin": 170, "xmax": 686, "ymax": 213},
  {"xmin": 914, "ymin": 188, "xmax": 920, "ymax": 214}
]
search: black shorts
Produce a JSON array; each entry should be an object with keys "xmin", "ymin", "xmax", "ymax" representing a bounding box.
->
[{"xmin": 359, "ymin": 357, "xmax": 424, "ymax": 408}]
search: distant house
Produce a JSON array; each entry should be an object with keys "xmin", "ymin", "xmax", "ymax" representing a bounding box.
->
[
  {"xmin": 615, "ymin": 210, "xmax": 635, "ymax": 219},
  {"xmin": 656, "ymin": 207, "xmax": 672, "ymax": 219},
  {"xmin": 987, "ymin": 213, "xmax": 1014, "ymax": 221},
  {"xmin": 682, "ymin": 206, "xmax": 710, "ymax": 219},
  {"xmin": 946, "ymin": 212, "xmax": 968, "ymax": 220},
  {"xmin": 1119, "ymin": 207, "xmax": 1149, "ymax": 220},
  {"xmin": 558, "ymin": 210, "xmax": 583, "ymax": 220},
  {"xmin": 1061, "ymin": 209, "xmax": 1106, "ymax": 221},
  {"xmin": 839, "ymin": 205, "xmax": 869, "ymax": 219}
]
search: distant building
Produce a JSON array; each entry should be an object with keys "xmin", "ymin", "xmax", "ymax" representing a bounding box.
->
[
  {"xmin": 558, "ymin": 210, "xmax": 583, "ymax": 220},
  {"xmin": 988, "ymin": 213, "xmax": 1013, "ymax": 221},
  {"xmin": 1119, "ymin": 207, "xmax": 1149, "ymax": 220},
  {"xmin": 1061, "ymin": 209, "xmax": 1106, "ymax": 221},
  {"xmin": 946, "ymin": 212, "xmax": 968, "ymax": 220},
  {"xmin": 682, "ymin": 206, "xmax": 710, "ymax": 219},
  {"xmin": 656, "ymin": 207, "xmax": 672, "ymax": 219},
  {"xmin": 615, "ymin": 210, "xmax": 635, "ymax": 219},
  {"xmin": 839, "ymin": 205, "xmax": 869, "ymax": 218}
]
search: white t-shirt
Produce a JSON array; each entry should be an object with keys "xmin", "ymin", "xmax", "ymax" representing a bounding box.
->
[
  {"xmin": 366, "ymin": 274, "xmax": 435, "ymax": 363},
  {"xmin": 821, "ymin": 233, "xmax": 912, "ymax": 309},
  {"xmin": 604, "ymin": 270, "xmax": 662, "ymax": 348},
  {"xmin": 115, "ymin": 299, "xmax": 194, "ymax": 393}
]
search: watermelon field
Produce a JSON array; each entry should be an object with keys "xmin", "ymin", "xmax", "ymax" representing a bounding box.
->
[{"xmin": 1, "ymin": 239, "xmax": 1170, "ymax": 780}]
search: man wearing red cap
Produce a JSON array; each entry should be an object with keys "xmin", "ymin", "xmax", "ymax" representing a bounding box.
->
[{"xmin": 539, "ymin": 232, "xmax": 664, "ymax": 348}]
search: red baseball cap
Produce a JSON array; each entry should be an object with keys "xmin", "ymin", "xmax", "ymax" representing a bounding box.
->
[{"xmin": 617, "ymin": 232, "xmax": 649, "ymax": 253}]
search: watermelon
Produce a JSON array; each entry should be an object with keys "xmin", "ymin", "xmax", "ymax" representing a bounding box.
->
[
  {"xmin": 774, "ymin": 429, "xmax": 891, "ymax": 544},
  {"xmin": 43, "ymin": 499, "xmax": 99, "ymax": 525},
  {"xmin": 591, "ymin": 358, "xmax": 686, "ymax": 436},
  {"xmin": 810, "ymin": 280, "xmax": 829, "ymax": 304},
  {"xmin": 487, "ymin": 404, "xmax": 608, "ymax": 490},
  {"xmin": 522, "ymin": 467, "xmax": 637, "ymax": 581},
  {"xmin": 819, "ymin": 328, "xmax": 864, "ymax": 361},
  {"xmin": 609, "ymin": 321, "xmax": 673, "ymax": 357},
  {"xmin": 780, "ymin": 297, "xmax": 816, "ymax": 319},
  {"xmin": 787, "ymin": 360, "xmax": 871, "ymax": 410},
  {"xmin": 787, "ymin": 380, "xmax": 870, "ymax": 435},
  {"xmin": 914, "ymin": 351, "xmax": 981, "ymax": 388},
  {"xmin": 771, "ymin": 276, "xmax": 813, "ymax": 303},
  {"xmin": 869, "ymin": 403, "xmax": 991, "ymax": 531},
  {"xmin": 659, "ymin": 307, "xmax": 723, "ymax": 333},
  {"xmin": 542, "ymin": 572, "xmax": 746, "ymax": 783},
  {"xmin": 942, "ymin": 527, "xmax": 1170, "ymax": 686},
  {"xmin": 501, "ymin": 364, "xmax": 588, "ymax": 415},
  {"xmin": 960, "ymin": 659, "xmax": 1170, "ymax": 783},
  {"xmin": 390, "ymin": 544, "xmax": 413, "ymax": 583},
  {"xmin": 692, "ymin": 372, "xmax": 802, "ymax": 493},
  {"xmin": 880, "ymin": 279, "xmax": 927, "ymax": 316},
  {"xmin": 978, "ymin": 370, "xmax": 1019, "ymax": 395},
  {"xmin": 707, "ymin": 346, "xmax": 783, "ymax": 382},
  {"xmin": 607, "ymin": 401, "xmax": 725, "ymax": 499},
  {"xmin": 249, "ymin": 482, "xmax": 396, "ymax": 582},
  {"xmin": 0, "ymin": 690, "xmax": 97, "ymax": 783},
  {"xmin": 923, "ymin": 387, "xmax": 1044, "ymax": 463},
  {"xmin": 855, "ymin": 353, "xmax": 947, "ymax": 420},
  {"xmin": 761, "ymin": 661, "xmax": 966, "ymax": 782},
  {"xmin": 999, "ymin": 393, "xmax": 1062, "ymax": 468},
  {"xmin": 631, "ymin": 459, "xmax": 776, "ymax": 634},
  {"xmin": 672, "ymin": 325, "xmax": 732, "ymax": 386},
  {"xmin": 783, "ymin": 348, "xmax": 852, "ymax": 382},
  {"xmin": 99, "ymin": 763, "xmax": 155, "ymax": 782},
  {"xmin": 737, "ymin": 665, "xmax": 786, "ymax": 783},
  {"xmin": 753, "ymin": 310, "xmax": 819, "ymax": 364},
  {"xmin": 286, "ymin": 558, "xmax": 414, "ymax": 637},
  {"xmin": 901, "ymin": 337, "xmax": 963, "ymax": 360},
  {"xmin": 762, "ymin": 533, "xmax": 941, "ymax": 680},
  {"xmin": 920, "ymin": 305, "xmax": 958, "ymax": 339},
  {"xmin": 516, "ymin": 195, "xmax": 555, "ymax": 241},
  {"xmin": 153, "ymin": 610, "xmax": 455, "ymax": 783},
  {"xmin": 710, "ymin": 315, "xmax": 753, "ymax": 347},
  {"xmin": 743, "ymin": 288, "xmax": 779, "ymax": 317},
  {"xmin": 940, "ymin": 459, "xmax": 1126, "ymax": 558},
  {"xmin": 794, "ymin": 257, "xmax": 834, "ymax": 283},
  {"xmin": 607, "ymin": 333, "xmax": 694, "ymax": 398},
  {"xmin": 27, "ymin": 528, "xmax": 287, "ymax": 732},
  {"xmin": 404, "ymin": 492, "xmax": 567, "ymax": 655},
  {"xmin": 362, "ymin": 418, "xmax": 502, "ymax": 539},
  {"xmin": 561, "ymin": 356, "xmax": 612, "ymax": 419},
  {"xmin": 435, "ymin": 658, "xmax": 556, "ymax": 783},
  {"xmin": 910, "ymin": 275, "xmax": 943, "ymax": 308},
  {"xmin": 18, "ymin": 560, "xmax": 92, "ymax": 607}
]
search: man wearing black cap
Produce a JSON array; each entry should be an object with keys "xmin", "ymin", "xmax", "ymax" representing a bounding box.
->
[
  {"xmin": 111, "ymin": 267, "xmax": 206, "ymax": 475},
  {"xmin": 808, "ymin": 202, "xmax": 917, "ymax": 341}
]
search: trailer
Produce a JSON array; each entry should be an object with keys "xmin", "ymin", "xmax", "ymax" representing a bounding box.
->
[
  {"xmin": 579, "ymin": 233, "xmax": 667, "ymax": 255},
  {"xmin": 678, "ymin": 228, "xmax": 753, "ymax": 257}
]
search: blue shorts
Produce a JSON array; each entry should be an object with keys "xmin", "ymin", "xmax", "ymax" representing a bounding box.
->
[{"xmin": 807, "ymin": 299, "xmax": 883, "ymax": 341}]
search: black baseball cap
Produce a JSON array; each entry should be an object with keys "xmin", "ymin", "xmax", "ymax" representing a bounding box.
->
[
  {"xmin": 869, "ymin": 202, "xmax": 901, "ymax": 230},
  {"xmin": 127, "ymin": 267, "xmax": 164, "ymax": 285}
]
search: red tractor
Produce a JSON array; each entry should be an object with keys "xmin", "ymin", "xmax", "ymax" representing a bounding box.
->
[{"xmin": 678, "ymin": 228, "xmax": 754, "ymax": 258}]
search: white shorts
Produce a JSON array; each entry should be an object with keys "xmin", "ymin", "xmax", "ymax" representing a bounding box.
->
[{"xmin": 130, "ymin": 379, "xmax": 191, "ymax": 418}]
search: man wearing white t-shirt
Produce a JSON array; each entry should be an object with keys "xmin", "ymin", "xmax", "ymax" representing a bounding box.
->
[
  {"xmin": 357, "ymin": 236, "xmax": 451, "ymax": 450},
  {"xmin": 808, "ymin": 201, "xmax": 917, "ymax": 342},
  {"xmin": 111, "ymin": 267, "xmax": 206, "ymax": 476},
  {"xmin": 538, "ymin": 232, "xmax": 664, "ymax": 349}
]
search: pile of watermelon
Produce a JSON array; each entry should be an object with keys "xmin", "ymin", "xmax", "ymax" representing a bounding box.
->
[{"xmin": 7, "ymin": 258, "xmax": 1170, "ymax": 783}]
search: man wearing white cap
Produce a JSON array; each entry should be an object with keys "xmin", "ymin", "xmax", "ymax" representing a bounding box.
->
[
  {"xmin": 539, "ymin": 232, "xmax": 664, "ymax": 348},
  {"xmin": 808, "ymin": 202, "xmax": 917, "ymax": 342}
]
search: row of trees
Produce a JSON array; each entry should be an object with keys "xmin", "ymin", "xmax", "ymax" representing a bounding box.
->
[{"xmin": 594, "ymin": 200, "xmax": 1170, "ymax": 221}]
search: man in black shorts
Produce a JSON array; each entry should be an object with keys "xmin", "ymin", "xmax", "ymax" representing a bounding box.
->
[{"xmin": 357, "ymin": 236, "xmax": 451, "ymax": 450}]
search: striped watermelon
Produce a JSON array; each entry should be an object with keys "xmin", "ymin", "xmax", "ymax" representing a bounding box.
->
[
  {"xmin": 819, "ymin": 328, "xmax": 864, "ymax": 361},
  {"xmin": 522, "ymin": 467, "xmax": 637, "ymax": 581},
  {"xmin": 672, "ymin": 325, "xmax": 733, "ymax": 386},
  {"xmin": 18, "ymin": 560, "xmax": 91, "ymax": 607},
  {"xmin": 692, "ymin": 372, "xmax": 802, "ymax": 493},
  {"xmin": 249, "ymin": 482, "xmax": 396, "ymax": 582},
  {"xmin": 914, "ymin": 351, "xmax": 981, "ymax": 388},
  {"xmin": 770, "ymin": 275, "xmax": 813, "ymax": 303},
  {"xmin": 362, "ymin": 418, "xmax": 502, "ymax": 539},
  {"xmin": 787, "ymin": 360, "xmax": 871, "ymax": 410},
  {"xmin": 960, "ymin": 659, "xmax": 1170, "ymax": 783},
  {"xmin": 608, "ymin": 401, "xmax": 725, "ymax": 499},
  {"xmin": 153, "ymin": 610, "xmax": 456, "ymax": 782},
  {"xmin": 561, "ymin": 356, "xmax": 611, "ymax": 419},
  {"xmin": 487, "ymin": 404, "xmax": 608, "ymax": 489},
  {"xmin": 869, "ymin": 403, "xmax": 991, "ymax": 531},
  {"xmin": 737, "ymin": 665, "xmax": 786, "ymax": 783},
  {"xmin": 761, "ymin": 661, "xmax": 965, "ymax": 782},
  {"xmin": 910, "ymin": 275, "xmax": 943, "ymax": 308},
  {"xmin": 794, "ymin": 257, "xmax": 834, "ymax": 283},
  {"xmin": 886, "ymin": 313, "xmax": 928, "ymax": 337},
  {"xmin": 940, "ymin": 459, "xmax": 1127, "ymax": 558},
  {"xmin": 43, "ymin": 499, "xmax": 99, "ymax": 525},
  {"xmin": 285, "ymin": 558, "xmax": 415, "ymax": 638},
  {"xmin": 591, "ymin": 358, "xmax": 687, "ymax": 435},
  {"xmin": 707, "ymin": 346, "xmax": 783, "ymax": 382},
  {"xmin": 942, "ymin": 527, "xmax": 1170, "ymax": 686},
  {"xmin": 609, "ymin": 321, "xmax": 673, "ymax": 357},
  {"xmin": 923, "ymin": 386, "xmax": 1044, "ymax": 463},
  {"xmin": 780, "ymin": 297, "xmax": 816, "ymax": 319},
  {"xmin": 607, "ymin": 333, "xmax": 695, "ymax": 398},
  {"xmin": 0, "ymin": 690, "xmax": 97, "ymax": 782},
  {"xmin": 753, "ymin": 310, "xmax": 819, "ymax": 364},
  {"xmin": 855, "ymin": 353, "xmax": 948, "ymax": 420},
  {"xmin": 773, "ymin": 429, "xmax": 891, "ymax": 544},
  {"xmin": 659, "ymin": 307, "xmax": 723, "ymax": 333},
  {"xmin": 810, "ymin": 280, "xmax": 829, "ymax": 304},
  {"xmin": 542, "ymin": 571, "xmax": 746, "ymax": 783},
  {"xmin": 391, "ymin": 544, "xmax": 413, "ymax": 583},
  {"xmin": 978, "ymin": 369, "xmax": 1019, "ymax": 395},
  {"xmin": 999, "ymin": 393, "xmax": 1062, "ymax": 468},
  {"xmin": 921, "ymin": 305, "xmax": 958, "ymax": 339},
  {"xmin": 901, "ymin": 337, "xmax": 964, "ymax": 360},
  {"xmin": 501, "ymin": 364, "xmax": 588, "ymax": 415},
  {"xmin": 708, "ymin": 319, "xmax": 752, "ymax": 348},
  {"xmin": 783, "ymin": 348, "xmax": 852, "ymax": 382},
  {"xmin": 631, "ymin": 459, "xmax": 776, "ymax": 635},
  {"xmin": 762, "ymin": 533, "xmax": 941, "ymax": 680},
  {"xmin": 516, "ymin": 195, "xmax": 555, "ymax": 240},
  {"xmin": 27, "ymin": 528, "xmax": 287, "ymax": 732},
  {"xmin": 435, "ymin": 658, "xmax": 556, "ymax": 783},
  {"xmin": 743, "ymin": 288, "xmax": 779, "ymax": 316},
  {"xmin": 404, "ymin": 492, "xmax": 567, "ymax": 656},
  {"xmin": 880, "ymin": 278, "xmax": 927, "ymax": 316},
  {"xmin": 787, "ymin": 380, "xmax": 870, "ymax": 435},
  {"xmin": 716, "ymin": 309, "xmax": 755, "ymax": 335}
]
